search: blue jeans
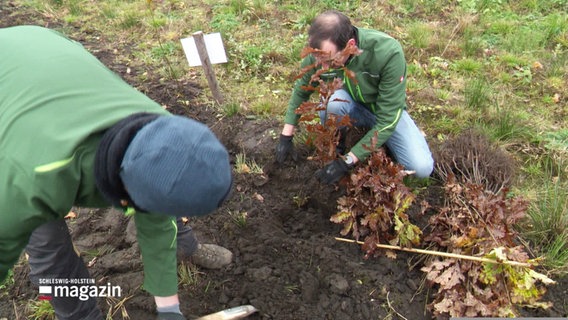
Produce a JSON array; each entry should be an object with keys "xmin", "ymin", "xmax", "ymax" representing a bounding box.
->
[{"xmin": 320, "ymin": 89, "xmax": 434, "ymax": 178}]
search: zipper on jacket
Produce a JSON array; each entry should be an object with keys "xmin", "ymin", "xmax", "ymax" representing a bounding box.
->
[{"xmin": 344, "ymin": 74, "xmax": 375, "ymax": 113}]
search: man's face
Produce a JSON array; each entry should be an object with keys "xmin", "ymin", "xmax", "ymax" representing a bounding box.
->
[{"xmin": 320, "ymin": 39, "xmax": 348, "ymax": 69}]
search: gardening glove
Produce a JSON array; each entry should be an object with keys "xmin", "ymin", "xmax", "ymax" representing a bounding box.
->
[
  {"xmin": 157, "ymin": 312, "xmax": 187, "ymax": 320},
  {"xmin": 275, "ymin": 134, "xmax": 297, "ymax": 164},
  {"xmin": 315, "ymin": 159, "xmax": 350, "ymax": 184}
]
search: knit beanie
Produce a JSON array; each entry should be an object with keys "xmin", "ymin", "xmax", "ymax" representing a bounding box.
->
[{"xmin": 96, "ymin": 113, "xmax": 232, "ymax": 217}]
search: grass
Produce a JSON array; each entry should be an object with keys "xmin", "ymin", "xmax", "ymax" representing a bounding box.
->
[
  {"xmin": 28, "ymin": 300, "xmax": 55, "ymax": 320},
  {"xmin": 464, "ymin": 78, "xmax": 491, "ymax": 110},
  {"xmin": 525, "ymin": 172, "xmax": 568, "ymax": 271},
  {"xmin": 12, "ymin": 0, "xmax": 568, "ymax": 275},
  {"xmin": 0, "ymin": 269, "xmax": 14, "ymax": 297},
  {"xmin": 82, "ymin": 244, "xmax": 115, "ymax": 261},
  {"xmin": 292, "ymin": 192, "xmax": 310, "ymax": 208},
  {"xmin": 105, "ymin": 295, "xmax": 133, "ymax": 320},
  {"xmin": 228, "ymin": 210, "xmax": 249, "ymax": 228},
  {"xmin": 178, "ymin": 262, "xmax": 201, "ymax": 287},
  {"xmin": 234, "ymin": 152, "xmax": 264, "ymax": 174}
]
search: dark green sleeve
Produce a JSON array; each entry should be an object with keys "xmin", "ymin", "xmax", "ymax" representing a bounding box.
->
[
  {"xmin": 134, "ymin": 212, "xmax": 178, "ymax": 297},
  {"xmin": 0, "ymin": 233, "xmax": 29, "ymax": 283},
  {"xmin": 350, "ymin": 48, "xmax": 407, "ymax": 161},
  {"xmin": 0, "ymin": 159, "xmax": 52, "ymax": 284},
  {"xmin": 284, "ymin": 56, "xmax": 317, "ymax": 125}
]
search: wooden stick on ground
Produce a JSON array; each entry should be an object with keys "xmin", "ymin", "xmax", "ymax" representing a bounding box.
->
[{"xmin": 334, "ymin": 237, "xmax": 532, "ymax": 268}]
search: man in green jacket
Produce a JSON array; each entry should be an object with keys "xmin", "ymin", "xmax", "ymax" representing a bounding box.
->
[
  {"xmin": 0, "ymin": 26, "xmax": 233, "ymax": 320},
  {"xmin": 275, "ymin": 10, "xmax": 433, "ymax": 183}
]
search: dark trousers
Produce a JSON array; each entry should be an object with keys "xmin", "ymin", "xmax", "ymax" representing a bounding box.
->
[
  {"xmin": 26, "ymin": 217, "xmax": 198, "ymax": 320},
  {"xmin": 26, "ymin": 219, "xmax": 104, "ymax": 320}
]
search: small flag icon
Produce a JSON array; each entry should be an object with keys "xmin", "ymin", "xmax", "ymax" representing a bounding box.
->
[{"xmin": 39, "ymin": 286, "xmax": 52, "ymax": 300}]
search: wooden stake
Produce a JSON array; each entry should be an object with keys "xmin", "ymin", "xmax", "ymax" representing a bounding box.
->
[
  {"xmin": 334, "ymin": 237, "xmax": 532, "ymax": 268},
  {"xmin": 193, "ymin": 31, "xmax": 224, "ymax": 105}
]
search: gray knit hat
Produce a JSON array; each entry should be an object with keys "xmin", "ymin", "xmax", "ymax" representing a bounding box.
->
[{"xmin": 120, "ymin": 115, "xmax": 232, "ymax": 217}]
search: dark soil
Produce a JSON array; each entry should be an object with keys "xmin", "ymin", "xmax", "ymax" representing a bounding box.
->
[{"xmin": 1, "ymin": 2, "xmax": 567, "ymax": 319}]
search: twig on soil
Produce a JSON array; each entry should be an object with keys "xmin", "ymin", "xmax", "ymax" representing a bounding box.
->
[
  {"xmin": 106, "ymin": 294, "xmax": 133, "ymax": 319},
  {"xmin": 386, "ymin": 291, "xmax": 408, "ymax": 320},
  {"xmin": 87, "ymin": 256, "xmax": 97, "ymax": 268},
  {"xmin": 334, "ymin": 237, "xmax": 532, "ymax": 267},
  {"xmin": 12, "ymin": 299, "xmax": 19, "ymax": 320}
]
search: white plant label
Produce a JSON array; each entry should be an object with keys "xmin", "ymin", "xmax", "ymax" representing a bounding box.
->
[{"xmin": 181, "ymin": 32, "xmax": 227, "ymax": 67}]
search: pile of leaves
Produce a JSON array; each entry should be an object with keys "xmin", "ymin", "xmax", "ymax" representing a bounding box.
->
[
  {"xmin": 294, "ymin": 43, "xmax": 555, "ymax": 318},
  {"xmin": 421, "ymin": 134, "xmax": 555, "ymax": 317},
  {"xmin": 422, "ymin": 174, "xmax": 554, "ymax": 317}
]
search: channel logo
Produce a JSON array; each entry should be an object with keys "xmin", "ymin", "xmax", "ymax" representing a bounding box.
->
[{"xmin": 37, "ymin": 279, "xmax": 121, "ymax": 301}]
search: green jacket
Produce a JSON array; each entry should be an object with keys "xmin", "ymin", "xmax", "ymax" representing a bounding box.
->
[
  {"xmin": 0, "ymin": 26, "xmax": 178, "ymax": 296},
  {"xmin": 285, "ymin": 27, "xmax": 407, "ymax": 161}
]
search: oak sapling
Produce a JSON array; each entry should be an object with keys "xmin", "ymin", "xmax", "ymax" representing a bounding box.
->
[
  {"xmin": 294, "ymin": 43, "xmax": 361, "ymax": 165},
  {"xmin": 294, "ymin": 43, "xmax": 421, "ymax": 256},
  {"xmin": 331, "ymin": 144, "xmax": 421, "ymax": 258}
]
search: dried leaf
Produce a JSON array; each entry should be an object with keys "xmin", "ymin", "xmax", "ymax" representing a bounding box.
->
[
  {"xmin": 532, "ymin": 61, "xmax": 543, "ymax": 69},
  {"xmin": 253, "ymin": 192, "xmax": 264, "ymax": 203},
  {"xmin": 385, "ymin": 250, "xmax": 397, "ymax": 259},
  {"xmin": 330, "ymin": 211, "xmax": 352, "ymax": 224},
  {"xmin": 527, "ymin": 269, "xmax": 556, "ymax": 286},
  {"xmin": 65, "ymin": 211, "xmax": 77, "ymax": 219}
]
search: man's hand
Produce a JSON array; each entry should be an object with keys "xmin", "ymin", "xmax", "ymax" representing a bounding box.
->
[
  {"xmin": 315, "ymin": 159, "xmax": 350, "ymax": 184},
  {"xmin": 157, "ymin": 312, "xmax": 187, "ymax": 320},
  {"xmin": 275, "ymin": 134, "xmax": 297, "ymax": 164}
]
